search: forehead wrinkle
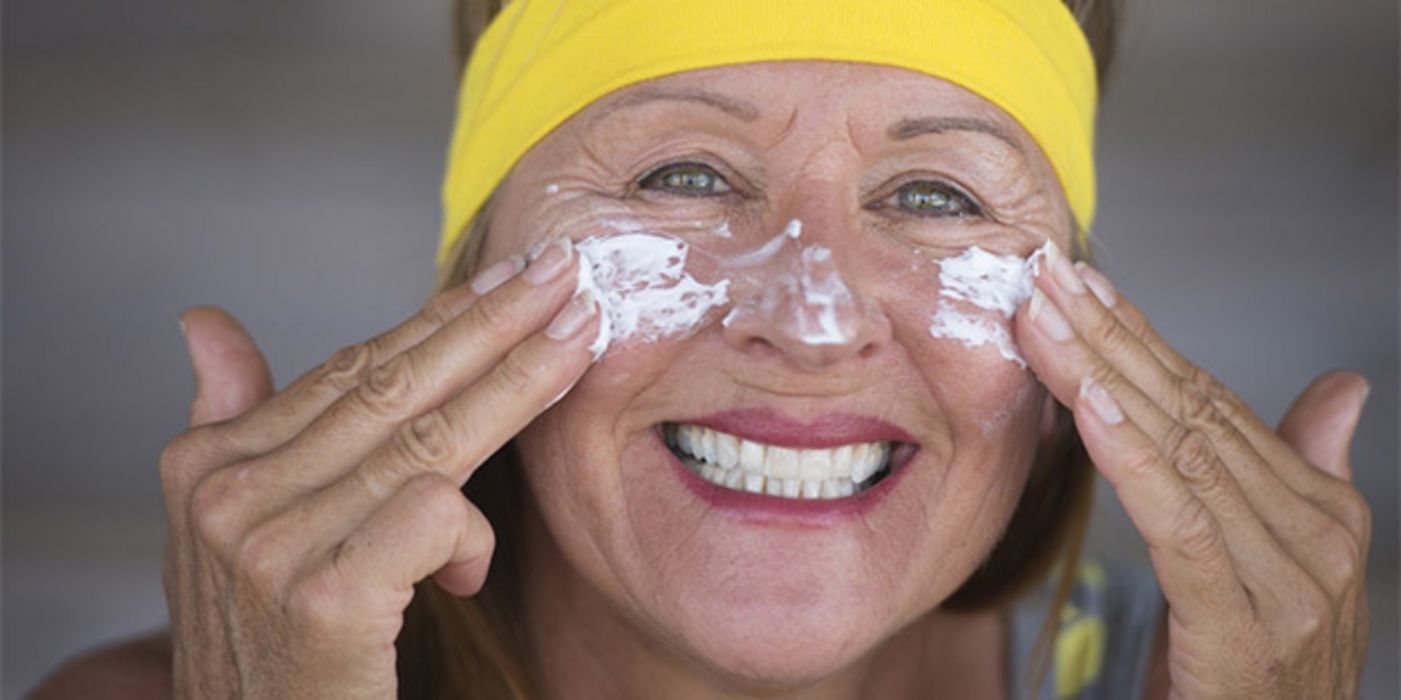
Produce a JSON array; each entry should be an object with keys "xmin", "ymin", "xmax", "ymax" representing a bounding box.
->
[{"xmin": 763, "ymin": 102, "xmax": 801, "ymax": 152}]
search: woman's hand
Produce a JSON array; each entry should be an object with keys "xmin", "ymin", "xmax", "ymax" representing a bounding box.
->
[
  {"xmin": 160, "ymin": 239, "xmax": 598, "ymax": 698},
  {"xmin": 1016, "ymin": 244, "xmax": 1371, "ymax": 699}
]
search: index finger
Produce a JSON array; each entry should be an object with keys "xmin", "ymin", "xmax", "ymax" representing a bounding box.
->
[
  {"xmin": 1060, "ymin": 259, "xmax": 1342, "ymax": 498},
  {"xmin": 213, "ymin": 254, "xmax": 525, "ymax": 456},
  {"xmin": 257, "ymin": 238, "xmax": 586, "ymax": 490}
]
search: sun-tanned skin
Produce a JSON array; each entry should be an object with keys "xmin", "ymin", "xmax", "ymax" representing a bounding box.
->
[{"xmin": 33, "ymin": 61, "xmax": 1369, "ymax": 700}]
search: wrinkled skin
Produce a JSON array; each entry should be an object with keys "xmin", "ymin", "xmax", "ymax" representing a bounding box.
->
[{"xmin": 34, "ymin": 61, "xmax": 1370, "ymax": 700}]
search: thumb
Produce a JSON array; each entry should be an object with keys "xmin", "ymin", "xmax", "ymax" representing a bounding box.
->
[
  {"xmin": 179, "ymin": 306, "xmax": 275, "ymax": 427},
  {"xmin": 1277, "ymin": 369, "xmax": 1370, "ymax": 481}
]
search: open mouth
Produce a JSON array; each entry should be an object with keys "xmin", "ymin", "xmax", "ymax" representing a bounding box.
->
[{"xmin": 662, "ymin": 422, "xmax": 910, "ymax": 500}]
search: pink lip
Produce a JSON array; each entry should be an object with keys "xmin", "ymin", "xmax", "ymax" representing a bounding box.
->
[
  {"xmin": 677, "ymin": 408, "xmax": 917, "ymax": 449},
  {"xmin": 657, "ymin": 409, "xmax": 920, "ymax": 527}
]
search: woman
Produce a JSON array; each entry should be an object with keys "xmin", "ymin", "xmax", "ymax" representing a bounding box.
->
[{"xmin": 35, "ymin": 0, "xmax": 1371, "ymax": 698}]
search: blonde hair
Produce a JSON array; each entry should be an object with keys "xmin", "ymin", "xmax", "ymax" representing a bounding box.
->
[{"xmin": 398, "ymin": 3, "xmax": 1120, "ymax": 697}]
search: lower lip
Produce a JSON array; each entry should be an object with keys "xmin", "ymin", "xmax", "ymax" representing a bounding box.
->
[{"xmin": 657, "ymin": 430, "xmax": 916, "ymax": 528}]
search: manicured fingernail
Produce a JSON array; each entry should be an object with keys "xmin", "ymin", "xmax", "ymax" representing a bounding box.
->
[
  {"xmin": 1046, "ymin": 242, "xmax": 1086, "ymax": 295},
  {"xmin": 469, "ymin": 255, "xmax": 525, "ymax": 295},
  {"xmin": 525, "ymin": 237, "xmax": 573, "ymax": 285},
  {"xmin": 1080, "ymin": 377, "xmax": 1125, "ymax": 425},
  {"xmin": 1074, "ymin": 261, "xmax": 1117, "ymax": 307},
  {"xmin": 1029, "ymin": 289, "xmax": 1074, "ymax": 342},
  {"xmin": 546, "ymin": 289, "xmax": 598, "ymax": 340}
]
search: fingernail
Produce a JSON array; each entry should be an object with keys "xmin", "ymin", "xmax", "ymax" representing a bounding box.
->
[
  {"xmin": 1074, "ymin": 261, "xmax": 1117, "ymax": 307},
  {"xmin": 469, "ymin": 255, "xmax": 525, "ymax": 295},
  {"xmin": 1080, "ymin": 377, "xmax": 1125, "ymax": 425},
  {"xmin": 1029, "ymin": 289, "xmax": 1074, "ymax": 342},
  {"xmin": 546, "ymin": 289, "xmax": 598, "ymax": 340},
  {"xmin": 1047, "ymin": 242, "xmax": 1086, "ymax": 295},
  {"xmin": 525, "ymin": 237, "xmax": 573, "ymax": 285}
]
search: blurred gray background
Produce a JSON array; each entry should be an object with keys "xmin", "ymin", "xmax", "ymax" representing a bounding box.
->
[{"xmin": 3, "ymin": 0, "xmax": 1397, "ymax": 696}]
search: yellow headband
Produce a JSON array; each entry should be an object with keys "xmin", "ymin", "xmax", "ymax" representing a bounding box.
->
[{"xmin": 439, "ymin": 0, "xmax": 1098, "ymax": 266}]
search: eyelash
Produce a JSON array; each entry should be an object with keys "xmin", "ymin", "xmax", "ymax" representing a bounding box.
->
[
  {"xmin": 875, "ymin": 178, "xmax": 984, "ymax": 219},
  {"xmin": 636, "ymin": 161, "xmax": 984, "ymax": 219},
  {"xmin": 637, "ymin": 161, "xmax": 734, "ymax": 197}
]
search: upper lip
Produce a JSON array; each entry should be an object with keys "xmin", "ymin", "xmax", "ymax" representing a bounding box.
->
[{"xmin": 669, "ymin": 407, "xmax": 917, "ymax": 450}]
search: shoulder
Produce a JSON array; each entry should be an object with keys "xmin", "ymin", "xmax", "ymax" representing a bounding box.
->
[{"xmin": 27, "ymin": 631, "xmax": 172, "ymax": 700}]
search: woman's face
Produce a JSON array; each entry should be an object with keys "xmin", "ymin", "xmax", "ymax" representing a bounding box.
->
[{"xmin": 482, "ymin": 61, "xmax": 1073, "ymax": 684}]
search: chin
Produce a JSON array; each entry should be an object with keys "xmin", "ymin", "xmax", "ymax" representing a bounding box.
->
[
  {"xmin": 675, "ymin": 591, "xmax": 889, "ymax": 688},
  {"xmin": 643, "ymin": 524, "xmax": 918, "ymax": 689}
]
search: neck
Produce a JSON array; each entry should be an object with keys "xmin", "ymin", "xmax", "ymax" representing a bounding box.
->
[{"xmin": 518, "ymin": 500, "xmax": 1008, "ymax": 700}]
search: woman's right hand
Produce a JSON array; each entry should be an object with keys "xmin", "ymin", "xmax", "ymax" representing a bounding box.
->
[{"xmin": 160, "ymin": 238, "xmax": 598, "ymax": 698}]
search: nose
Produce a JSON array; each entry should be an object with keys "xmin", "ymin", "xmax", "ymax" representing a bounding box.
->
[{"xmin": 720, "ymin": 225, "xmax": 893, "ymax": 372}]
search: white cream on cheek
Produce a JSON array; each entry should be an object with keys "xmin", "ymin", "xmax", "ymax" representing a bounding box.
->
[
  {"xmin": 927, "ymin": 242, "xmax": 1049, "ymax": 367},
  {"xmin": 574, "ymin": 233, "xmax": 730, "ymax": 358},
  {"xmin": 569, "ymin": 216, "xmax": 867, "ymax": 359}
]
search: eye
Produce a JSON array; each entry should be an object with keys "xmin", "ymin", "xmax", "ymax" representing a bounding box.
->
[
  {"xmin": 885, "ymin": 179, "xmax": 983, "ymax": 218},
  {"xmin": 638, "ymin": 161, "xmax": 733, "ymax": 197}
]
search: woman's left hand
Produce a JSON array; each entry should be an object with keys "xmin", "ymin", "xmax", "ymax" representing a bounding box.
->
[{"xmin": 1015, "ymin": 243, "xmax": 1372, "ymax": 699}]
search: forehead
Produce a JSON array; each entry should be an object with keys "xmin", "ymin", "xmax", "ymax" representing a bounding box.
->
[{"xmin": 569, "ymin": 60, "xmax": 1039, "ymax": 153}]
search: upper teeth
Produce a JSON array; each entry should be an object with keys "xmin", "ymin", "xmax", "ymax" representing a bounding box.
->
[{"xmin": 668, "ymin": 423, "xmax": 892, "ymax": 498}]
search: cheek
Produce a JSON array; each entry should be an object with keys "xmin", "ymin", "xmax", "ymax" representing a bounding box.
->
[
  {"xmin": 513, "ymin": 337, "xmax": 692, "ymax": 522},
  {"xmin": 901, "ymin": 315, "xmax": 1044, "ymax": 437}
]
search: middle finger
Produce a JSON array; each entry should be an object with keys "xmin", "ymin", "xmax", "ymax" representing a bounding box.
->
[
  {"xmin": 252, "ymin": 238, "xmax": 585, "ymax": 493},
  {"xmin": 1020, "ymin": 246, "xmax": 1355, "ymax": 593}
]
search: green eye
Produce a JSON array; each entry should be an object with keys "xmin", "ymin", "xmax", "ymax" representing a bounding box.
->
[
  {"xmin": 893, "ymin": 181, "xmax": 982, "ymax": 218},
  {"xmin": 640, "ymin": 162, "xmax": 732, "ymax": 197}
]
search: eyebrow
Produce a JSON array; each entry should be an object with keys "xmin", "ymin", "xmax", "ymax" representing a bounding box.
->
[
  {"xmin": 598, "ymin": 87, "xmax": 761, "ymax": 122},
  {"xmin": 887, "ymin": 115, "xmax": 1025, "ymax": 154},
  {"xmin": 596, "ymin": 89, "xmax": 1023, "ymax": 155}
]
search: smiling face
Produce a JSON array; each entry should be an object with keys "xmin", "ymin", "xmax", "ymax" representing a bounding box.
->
[{"xmin": 478, "ymin": 61, "xmax": 1075, "ymax": 686}]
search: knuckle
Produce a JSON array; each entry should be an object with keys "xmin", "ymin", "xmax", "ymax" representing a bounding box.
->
[
  {"xmin": 418, "ymin": 291, "xmax": 463, "ymax": 329},
  {"xmin": 159, "ymin": 429, "xmax": 215, "ymax": 495},
  {"xmin": 189, "ymin": 468, "xmax": 246, "ymax": 555},
  {"xmin": 1085, "ymin": 311, "xmax": 1134, "ymax": 354},
  {"xmin": 355, "ymin": 461, "xmax": 412, "ymax": 502},
  {"xmin": 1287, "ymin": 584, "xmax": 1332, "ymax": 644},
  {"xmin": 390, "ymin": 410, "xmax": 458, "ymax": 472},
  {"xmin": 1169, "ymin": 496, "xmax": 1223, "ymax": 562},
  {"xmin": 1167, "ymin": 427, "xmax": 1221, "ymax": 491},
  {"xmin": 491, "ymin": 349, "xmax": 539, "ymax": 398},
  {"xmin": 1172, "ymin": 378, "xmax": 1221, "ymax": 432},
  {"xmin": 408, "ymin": 473, "xmax": 467, "ymax": 520},
  {"xmin": 1184, "ymin": 364, "xmax": 1227, "ymax": 400},
  {"xmin": 466, "ymin": 288, "xmax": 518, "ymax": 339},
  {"xmin": 353, "ymin": 353, "xmax": 417, "ymax": 418},
  {"xmin": 1316, "ymin": 527, "xmax": 1363, "ymax": 592},
  {"xmin": 234, "ymin": 518, "xmax": 296, "ymax": 589},
  {"xmin": 317, "ymin": 342, "xmax": 375, "ymax": 395},
  {"xmin": 286, "ymin": 569, "xmax": 346, "ymax": 637},
  {"xmin": 1118, "ymin": 441, "xmax": 1163, "ymax": 482}
]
